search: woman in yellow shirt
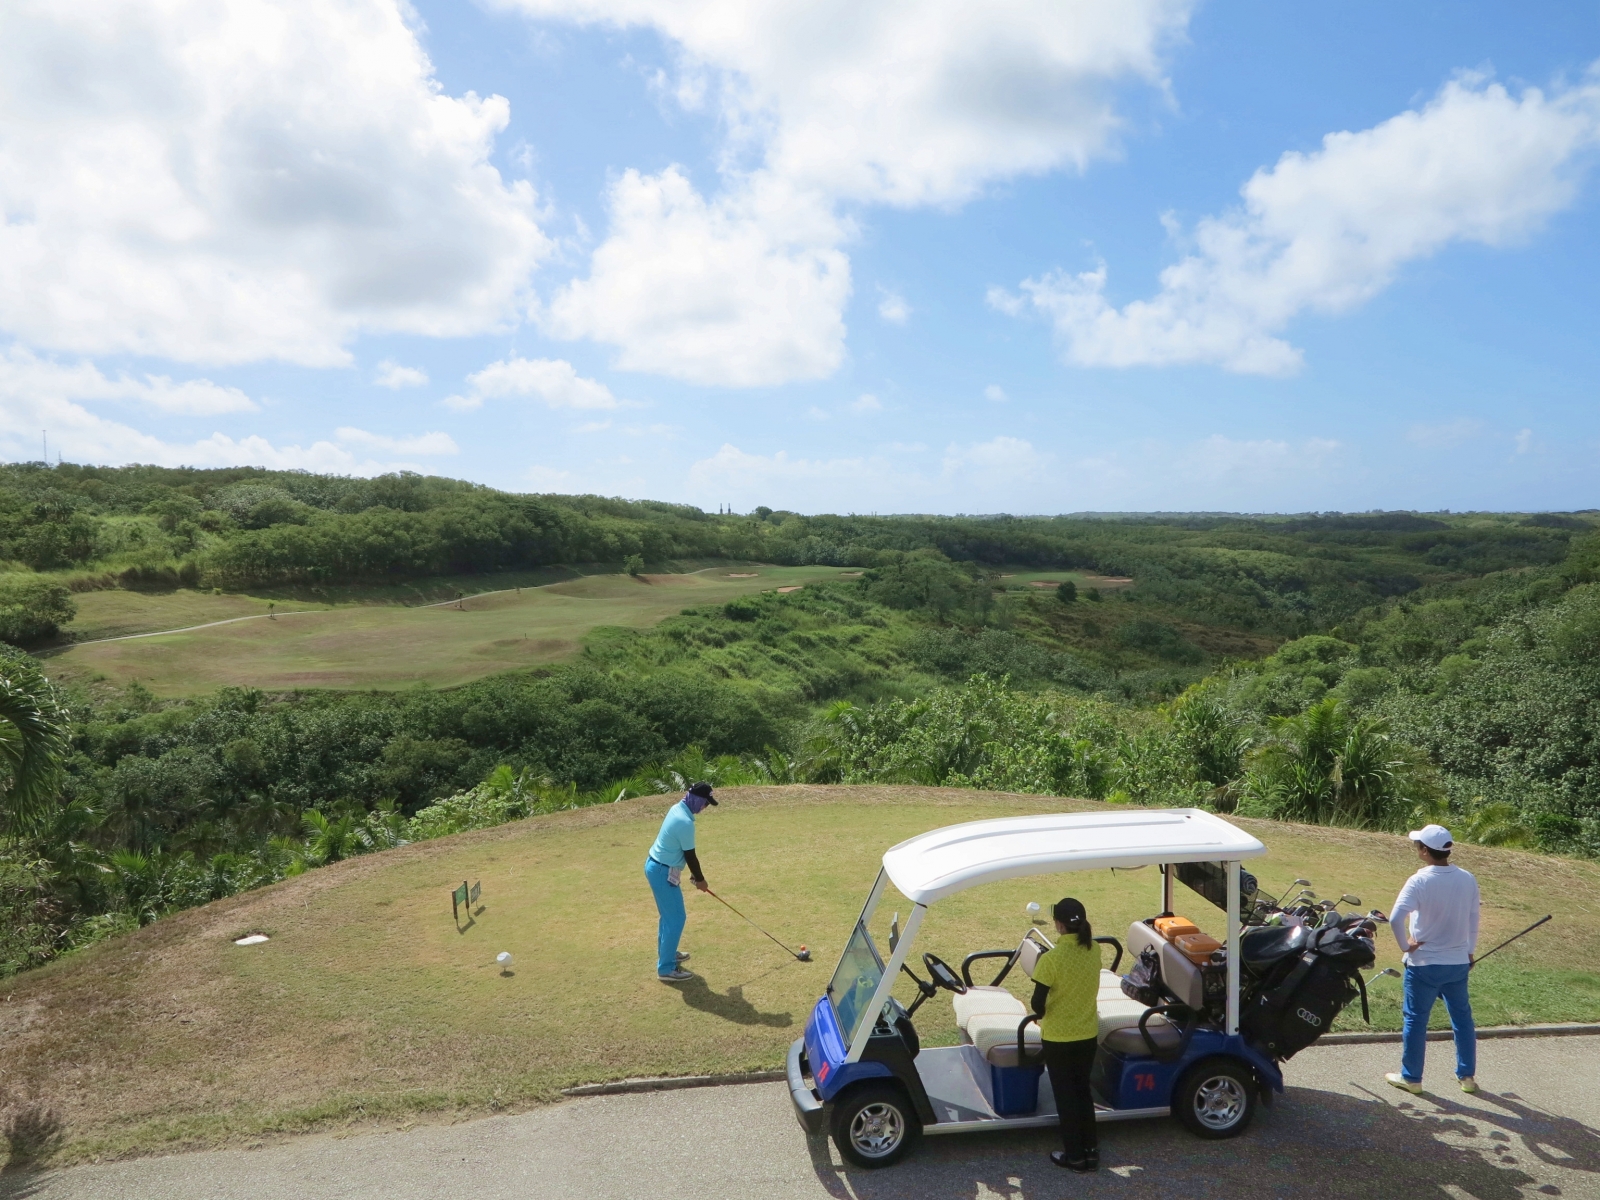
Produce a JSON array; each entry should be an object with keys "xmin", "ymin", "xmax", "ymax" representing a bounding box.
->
[{"xmin": 1030, "ymin": 897, "xmax": 1101, "ymax": 1172}]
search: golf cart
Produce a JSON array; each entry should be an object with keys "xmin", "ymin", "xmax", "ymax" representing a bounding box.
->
[{"xmin": 786, "ymin": 808, "xmax": 1287, "ymax": 1168}]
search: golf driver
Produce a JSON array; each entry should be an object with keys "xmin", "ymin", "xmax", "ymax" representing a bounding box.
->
[
  {"xmin": 1471, "ymin": 914, "xmax": 1552, "ymax": 968},
  {"xmin": 706, "ymin": 889, "xmax": 812, "ymax": 961}
]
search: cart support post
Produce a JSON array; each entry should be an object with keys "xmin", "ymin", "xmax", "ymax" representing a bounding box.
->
[
  {"xmin": 1225, "ymin": 859, "xmax": 1241, "ymax": 1036},
  {"xmin": 846, "ymin": 903, "xmax": 927, "ymax": 1064}
]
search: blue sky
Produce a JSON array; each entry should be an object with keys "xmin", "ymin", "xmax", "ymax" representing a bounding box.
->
[{"xmin": 3, "ymin": 0, "xmax": 1599, "ymax": 513}]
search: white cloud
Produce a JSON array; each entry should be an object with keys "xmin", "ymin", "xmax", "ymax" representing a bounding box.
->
[
  {"xmin": 503, "ymin": 1, "xmax": 1189, "ymax": 206},
  {"xmin": 0, "ymin": 349, "xmax": 429, "ymax": 473},
  {"xmin": 1514, "ymin": 428, "xmax": 1534, "ymax": 454},
  {"xmin": 877, "ymin": 290, "xmax": 910, "ymax": 325},
  {"xmin": 1183, "ymin": 434, "xmax": 1341, "ymax": 484},
  {"xmin": 464, "ymin": 356, "xmax": 622, "ymax": 408},
  {"xmin": 984, "ymin": 384, "xmax": 1008, "ymax": 403},
  {"xmin": 1407, "ymin": 417, "xmax": 1484, "ymax": 448},
  {"xmin": 334, "ymin": 426, "xmax": 458, "ymax": 455},
  {"xmin": 997, "ymin": 71, "xmax": 1600, "ymax": 374},
  {"xmin": 942, "ymin": 435, "xmax": 1051, "ymax": 483},
  {"xmin": 0, "ymin": 346, "xmax": 256, "ymax": 416},
  {"xmin": 509, "ymin": 0, "xmax": 1189, "ymax": 384},
  {"xmin": 544, "ymin": 168, "xmax": 850, "ymax": 386},
  {"xmin": 373, "ymin": 360, "xmax": 429, "ymax": 389},
  {"xmin": 442, "ymin": 393, "xmax": 482, "ymax": 413},
  {"xmin": 805, "ymin": 407, "xmax": 831, "ymax": 421},
  {"xmin": 850, "ymin": 393, "xmax": 882, "ymax": 414},
  {"xmin": 0, "ymin": 0, "xmax": 548, "ymax": 367}
]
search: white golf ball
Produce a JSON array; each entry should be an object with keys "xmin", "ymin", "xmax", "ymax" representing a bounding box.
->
[{"xmin": 497, "ymin": 951, "xmax": 512, "ymax": 967}]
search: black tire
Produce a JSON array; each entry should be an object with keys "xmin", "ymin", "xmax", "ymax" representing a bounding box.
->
[
  {"xmin": 829, "ymin": 1083, "xmax": 922, "ymax": 1169},
  {"xmin": 1174, "ymin": 1057, "xmax": 1256, "ymax": 1140}
]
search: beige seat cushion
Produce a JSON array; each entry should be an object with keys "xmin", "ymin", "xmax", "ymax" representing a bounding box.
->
[
  {"xmin": 968, "ymin": 1011, "xmax": 1042, "ymax": 1064},
  {"xmin": 953, "ymin": 986, "xmax": 1027, "ymax": 1033}
]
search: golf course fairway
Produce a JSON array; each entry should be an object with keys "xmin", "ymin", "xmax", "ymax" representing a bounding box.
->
[
  {"xmin": 42, "ymin": 566, "xmax": 843, "ymax": 694},
  {"xmin": 4, "ymin": 785, "xmax": 1597, "ymax": 1166}
]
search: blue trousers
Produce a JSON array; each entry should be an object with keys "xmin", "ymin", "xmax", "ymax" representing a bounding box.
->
[
  {"xmin": 645, "ymin": 858, "xmax": 686, "ymax": 976},
  {"xmin": 1401, "ymin": 963, "xmax": 1476, "ymax": 1083}
]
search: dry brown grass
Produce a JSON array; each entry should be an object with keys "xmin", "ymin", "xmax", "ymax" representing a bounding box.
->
[{"xmin": 1, "ymin": 785, "xmax": 1595, "ymax": 1168}]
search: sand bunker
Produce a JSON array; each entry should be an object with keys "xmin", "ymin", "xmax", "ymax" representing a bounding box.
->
[
  {"xmin": 725, "ymin": 573, "xmax": 760, "ymax": 578},
  {"xmin": 233, "ymin": 934, "xmax": 269, "ymax": 946},
  {"xmin": 776, "ymin": 586, "xmax": 804, "ymax": 593}
]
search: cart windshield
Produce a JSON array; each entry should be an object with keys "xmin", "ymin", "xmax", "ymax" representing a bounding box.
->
[{"xmin": 827, "ymin": 922, "xmax": 885, "ymax": 1044}]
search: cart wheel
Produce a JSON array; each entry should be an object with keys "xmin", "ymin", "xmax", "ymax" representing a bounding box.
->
[
  {"xmin": 829, "ymin": 1083, "xmax": 922, "ymax": 1168},
  {"xmin": 1174, "ymin": 1058, "xmax": 1256, "ymax": 1140}
]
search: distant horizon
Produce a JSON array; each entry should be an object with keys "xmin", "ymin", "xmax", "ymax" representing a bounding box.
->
[{"xmin": 7, "ymin": 458, "xmax": 1597, "ymax": 525}]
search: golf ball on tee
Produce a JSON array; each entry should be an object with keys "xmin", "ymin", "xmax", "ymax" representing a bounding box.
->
[
  {"xmin": 1025, "ymin": 902, "xmax": 1042, "ymax": 919},
  {"xmin": 497, "ymin": 951, "xmax": 512, "ymax": 970}
]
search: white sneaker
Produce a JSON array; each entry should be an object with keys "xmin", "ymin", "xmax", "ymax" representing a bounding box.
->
[
  {"xmin": 1459, "ymin": 1076, "xmax": 1479, "ymax": 1094},
  {"xmin": 1385, "ymin": 1072, "xmax": 1423, "ymax": 1094},
  {"xmin": 658, "ymin": 968, "xmax": 694, "ymax": 982}
]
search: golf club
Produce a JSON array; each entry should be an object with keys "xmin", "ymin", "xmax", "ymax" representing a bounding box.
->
[
  {"xmin": 1471, "ymin": 914, "xmax": 1552, "ymax": 968},
  {"xmin": 706, "ymin": 889, "xmax": 812, "ymax": 961},
  {"xmin": 1368, "ymin": 966, "xmax": 1401, "ymax": 985}
]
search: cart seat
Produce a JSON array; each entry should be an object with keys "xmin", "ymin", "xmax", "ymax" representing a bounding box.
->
[
  {"xmin": 953, "ymin": 987, "xmax": 1028, "ymax": 1031},
  {"xmin": 1100, "ymin": 1019, "xmax": 1184, "ymax": 1056}
]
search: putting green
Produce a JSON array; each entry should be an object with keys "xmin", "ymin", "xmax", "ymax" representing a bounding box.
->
[
  {"xmin": 5, "ymin": 785, "xmax": 1596, "ymax": 1165},
  {"xmin": 43, "ymin": 566, "xmax": 844, "ymax": 695}
]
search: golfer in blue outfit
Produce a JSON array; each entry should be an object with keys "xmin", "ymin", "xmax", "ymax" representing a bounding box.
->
[{"xmin": 645, "ymin": 781, "xmax": 716, "ymax": 982}]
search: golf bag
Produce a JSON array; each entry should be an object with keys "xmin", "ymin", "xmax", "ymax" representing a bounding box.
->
[{"xmin": 1240, "ymin": 923, "xmax": 1375, "ymax": 1061}]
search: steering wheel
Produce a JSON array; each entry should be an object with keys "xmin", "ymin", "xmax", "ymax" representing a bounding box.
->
[{"xmin": 923, "ymin": 952, "xmax": 968, "ymax": 995}]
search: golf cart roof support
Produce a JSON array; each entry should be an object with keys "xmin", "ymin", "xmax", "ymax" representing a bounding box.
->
[
  {"xmin": 881, "ymin": 809, "xmax": 1266, "ymax": 906},
  {"xmin": 845, "ymin": 902, "xmax": 927, "ymax": 1064},
  {"xmin": 1226, "ymin": 859, "xmax": 1241, "ymax": 1036}
]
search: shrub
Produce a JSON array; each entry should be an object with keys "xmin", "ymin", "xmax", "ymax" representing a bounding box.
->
[{"xmin": 0, "ymin": 578, "xmax": 75, "ymax": 646}]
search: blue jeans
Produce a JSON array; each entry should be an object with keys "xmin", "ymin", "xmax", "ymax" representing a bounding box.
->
[
  {"xmin": 1401, "ymin": 963, "xmax": 1476, "ymax": 1083},
  {"xmin": 645, "ymin": 858, "xmax": 686, "ymax": 976}
]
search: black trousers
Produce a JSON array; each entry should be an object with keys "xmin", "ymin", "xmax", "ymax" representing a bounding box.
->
[{"xmin": 1041, "ymin": 1037, "xmax": 1099, "ymax": 1158}]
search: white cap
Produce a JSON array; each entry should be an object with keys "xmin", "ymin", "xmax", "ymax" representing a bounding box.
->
[{"xmin": 1409, "ymin": 824, "xmax": 1454, "ymax": 852}]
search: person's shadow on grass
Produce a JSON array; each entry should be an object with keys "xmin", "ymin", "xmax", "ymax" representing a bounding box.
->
[{"xmin": 672, "ymin": 977, "xmax": 792, "ymax": 1028}]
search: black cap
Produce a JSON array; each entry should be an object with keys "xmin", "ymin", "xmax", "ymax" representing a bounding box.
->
[
  {"xmin": 688, "ymin": 781, "xmax": 718, "ymax": 804},
  {"xmin": 1053, "ymin": 897, "xmax": 1086, "ymax": 926}
]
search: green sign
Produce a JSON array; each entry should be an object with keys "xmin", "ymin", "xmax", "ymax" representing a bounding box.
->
[
  {"xmin": 452, "ymin": 881, "xmax": 469, "ymax": 921},
  {"xmin": 469, "ymin": 880, "xmax": 481, "ymax": 906}
]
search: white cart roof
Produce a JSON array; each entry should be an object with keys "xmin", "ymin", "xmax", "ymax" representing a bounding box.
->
[{"xmin": 881, "ymin": 808, "xmax": 1266, "ymax": 905}]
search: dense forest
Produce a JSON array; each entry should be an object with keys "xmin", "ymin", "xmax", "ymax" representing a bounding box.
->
[{"xmin": 1, "ymin": 461, "xmax": 1598, "ymax": 977}]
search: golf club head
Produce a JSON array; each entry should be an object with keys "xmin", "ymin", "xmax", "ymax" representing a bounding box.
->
[
  {"xmin": 1293, "ymin": 879, "xmax": 1312, "ymax": 888},
  {"xmin": 797, "ymin": 948, "xmax": 812, "ymax": 962},
  {"xmin": 1369, "ymin": 967, "xmax": 1401, "ymax": 983},
  {"xmin": 1318, "ymin": 899, "xmax": 1338, "ymax": 911},
  {"xmin": 1341, "ymin": 894, "xmax": 1362, "ymax": 906}
]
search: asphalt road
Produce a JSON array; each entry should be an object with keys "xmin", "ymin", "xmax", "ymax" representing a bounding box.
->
[{"xmin": 8, "ymin": 1036, "xmax": 1600, "ymax": 1200}]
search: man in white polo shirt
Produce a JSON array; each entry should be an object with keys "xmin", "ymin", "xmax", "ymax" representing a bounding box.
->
[{"xmin": 1385, "ymin": 824, "xmax": 1480, "ymax": 1095}]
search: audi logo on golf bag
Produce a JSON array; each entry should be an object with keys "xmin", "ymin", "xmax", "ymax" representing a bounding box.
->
[{"xmin": 1295, "ymin": 1007, "xmax": 1322, "ymax": 1027}]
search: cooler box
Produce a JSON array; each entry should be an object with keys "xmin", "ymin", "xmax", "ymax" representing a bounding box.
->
[
  {"xmin": 1153, "ymin": 916, "xmax": 1199, "ymax": 941},
  {"xmin": 1173, "ymin": 932, "xmax": 1223, "ymax": 964},
  {"xmin": 990, "ymin": 1063, "xmax": 1045, "ymax": 1117}
]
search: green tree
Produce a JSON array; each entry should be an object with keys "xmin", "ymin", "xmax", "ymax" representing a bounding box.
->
[
  {"xmin": 0, "ymin": 653, "xmax": 69, "ymax": 835},
  {"xmin": 1056, "ymin": 580, "xmax": 1077, "ymax": 604},
  {"xmin": 0, "ymin": 578, "xmax": 76, "ymax": 646}
]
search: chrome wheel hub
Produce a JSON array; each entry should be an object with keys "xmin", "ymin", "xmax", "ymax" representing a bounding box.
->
[
  {"xmin": 1194, "ymin": 1075, "xmax": 1247, "ymax": 1129},
  {"xmin": 849, "ymin": 1102, "xmax": 905, "ymax": 1157}
]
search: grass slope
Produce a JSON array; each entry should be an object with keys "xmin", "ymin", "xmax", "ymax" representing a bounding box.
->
[
  {"xmin": 41, "ymin": 566, "xmax": 843, "ymax": 694},
  {"xmin": 3, "ymin": 786, "xmax": 1595, "ymax": 1166}
]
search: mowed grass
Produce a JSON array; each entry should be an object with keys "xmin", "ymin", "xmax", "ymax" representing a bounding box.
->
[
  {"xmin": 42, "ymin": 566, "xmax": 844, "ymax": 694},
  {"xmin": 3, "ymin": 785, "xmax": 1596, "ymax": 1166}
]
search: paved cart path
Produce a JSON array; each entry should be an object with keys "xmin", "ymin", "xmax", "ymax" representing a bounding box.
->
[{"xmin": 9, "ymin": 1036, "xmax": 1600, "ymax": 1200}]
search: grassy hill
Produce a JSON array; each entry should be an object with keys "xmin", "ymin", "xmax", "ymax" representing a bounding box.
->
[
  {"xmin": 3, "ymin": 785, "xmax": 1595, "ymax": 1167},
  {"xmin": 40, "ymin": 565, "xmax": 847, "ymax": 694}
]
